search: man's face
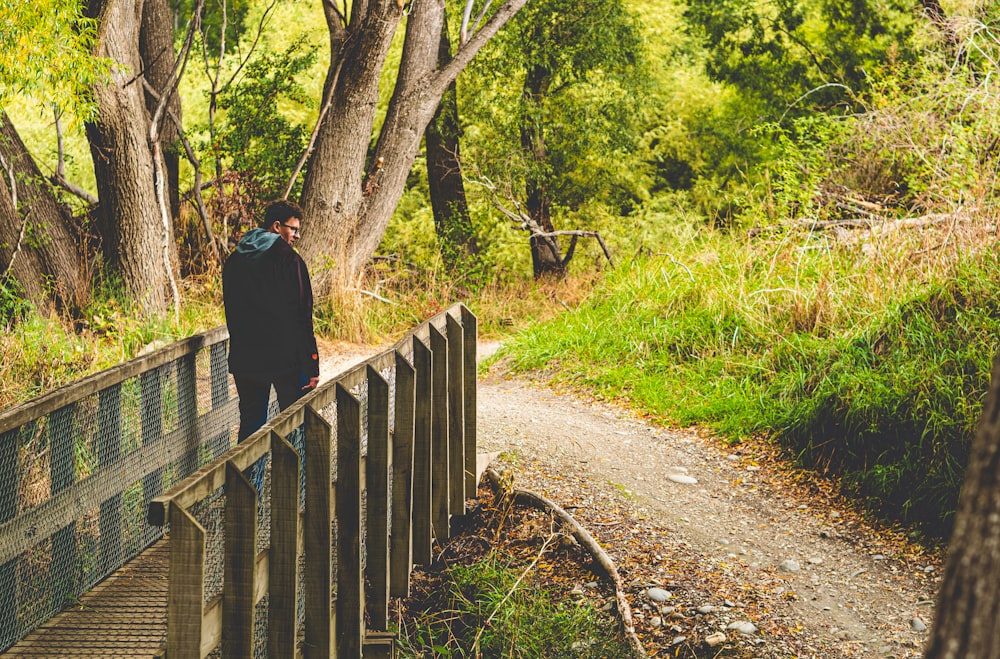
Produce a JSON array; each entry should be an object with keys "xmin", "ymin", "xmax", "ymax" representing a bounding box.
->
[{"xmin": 274, "ymin": 217, "xmax": 302, "ymax": 246}]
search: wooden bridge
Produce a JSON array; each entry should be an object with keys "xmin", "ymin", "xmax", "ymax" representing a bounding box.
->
[{"xmin": 0, "ymin": 304, "xmax": 479, "ymax": 657}]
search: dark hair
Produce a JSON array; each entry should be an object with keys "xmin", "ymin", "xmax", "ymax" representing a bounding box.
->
[{"xmin": 261, "ymin": 199, "xmax": 304, "ymax": 228}]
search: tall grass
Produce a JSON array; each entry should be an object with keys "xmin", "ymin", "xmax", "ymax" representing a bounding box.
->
[{"xmin": 502, "ymin": 219, "xmax": 1000, "ymax": 534}]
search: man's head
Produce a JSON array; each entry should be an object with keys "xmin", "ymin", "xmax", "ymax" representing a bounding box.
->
[{"xmin": 262, "ymin": 200, "xmax": 304, "ymax": 246}]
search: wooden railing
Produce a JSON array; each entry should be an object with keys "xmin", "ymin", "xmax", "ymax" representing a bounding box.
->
[
  {"xmin": 147, "ymin": 303, "xmax": 478, "ymax": 658},
  {"xmin": 0, "ymin": 326, "xmax": 233, "ymax": 652}
]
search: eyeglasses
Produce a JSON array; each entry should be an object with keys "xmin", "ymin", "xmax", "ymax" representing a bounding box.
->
[{"xmin": 279, "ymin": 223, "xmax": 302, "ymax": 236}]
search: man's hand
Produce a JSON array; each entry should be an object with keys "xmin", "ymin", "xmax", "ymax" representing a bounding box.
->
[{"xmin": 303, "ymin": 376, "xmax": 319, "ymax": 391}]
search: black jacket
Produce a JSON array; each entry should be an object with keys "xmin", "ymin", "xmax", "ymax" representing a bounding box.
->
[{"xmin": 222, "ymin": 230, "xmax": 320, "ymax": 381}]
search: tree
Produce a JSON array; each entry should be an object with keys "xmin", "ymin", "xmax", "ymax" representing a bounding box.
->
[
  {"xmin": 296, "ymin": 0, "xmax": 528, "ymax": 292},
  {"xmin": 0, "ymin": 112, "xmax": 85, "ymax": 313},
  {"xmin": 426, "ymin": 12, "xmax": 479, "ymax": 273},
  {"xmin": 925, "ymin": 352, "xmax": 1000, "ymax": 657},
  {"xmin": 0, "ymin": 0, "xmax": 107, "ymax": 314},
  {"xmin": 465, "ymin": 0, "xmax": 645, "ymax": 278},
  {"xmin": 84, "ymin": 0, "xmax": 180, "ymax": 317},
  {"xmin": 685, "ymin": 0, "xmax": 920, "ymax": 115}
]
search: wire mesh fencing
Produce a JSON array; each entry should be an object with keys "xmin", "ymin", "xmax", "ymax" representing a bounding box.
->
[{"xmin": 0, "ymin": 329, "xmax": 237, "ymax": 652}]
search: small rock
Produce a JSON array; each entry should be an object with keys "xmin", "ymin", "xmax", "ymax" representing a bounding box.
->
[
  {"xmin": 671, "ymin": 636, "xmax": 687, "ymax": 646},
  {"xmin": 650, "ymin": 617, "xmax": 662, "ymax": 628},
  {"xmin": 670, "ymin": 466, "xmax": 689, "ymax": 474},
  {"xmin": 727, "ymin": 454, "xmax": 740, "ymax": 461},
  {"xmin": 851, "ymin": 569, "xmax": 866, "ymax": 578},
  {"xmin": 779, "ymin": 559, "xmax": 801, "ymax": 572},
  {"xmin": 586, "ymin": 581, "xmax": 599, "ymax": 588},
  {"xmin": 746, "ymin": 465, "xmax": 760, "ymax": 472},
  {"xmin": 830, "ymin": 511, "xmax": 841, "ymax": 519},
  {"xmin": 660, "ymin": 606, "xmax": 676, "ymax": 616},
  {"xmin": 668, "ymin": 473, "xmax": 698, "ymax": 485},
  {"xmin": 724, "ymin": 600, "xmax": 737, "ymax": 608},
  {"xmin": 647, "ymin": 587, "xmax": 672, "ymax": 602},
  {"xmin": 571, "ymin": 640, "xmax": 595, "ymax": 651},
  {"xmin": 910, "ymin": 617, "xmax": 927, "ymax": 632},
  {"xmin": 704, "ymin": 632, "xmax": 727, "ymax": 647},
  {"xmin": 727, "ymin": 621, "xmax": 757, "ymax": 635},
  {"xmin": 873, "ymin": 554, "xmax": 885, "ymax": 561},
  {"xmin": 570, "ymin": 585, "xmax": 585, "ymax": 599},
  {"xmin": 696, "ymin": 605, "xmax": 716, "ymax": 614},
  {"xmin": 808, "ymin": 557, "xmax": 824, "ymax": 565}
]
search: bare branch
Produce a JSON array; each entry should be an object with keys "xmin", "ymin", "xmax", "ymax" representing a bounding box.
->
[{"xmin": 51, "ymin": 108, "xmax": 98, "ymax": 205}]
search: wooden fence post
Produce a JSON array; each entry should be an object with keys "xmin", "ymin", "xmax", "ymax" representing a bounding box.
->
[
  {"xmin": 209, "ymin": 342, "xmax": 231, "ymax": 459},
  {"xmin": 446, "ymin": 314, "xmax": 465, "ymax": 515},
  {"xmin": 167, "ymin": 504, "xmax": 206, "ymax": 658},
  {"xmin": 303, "ymin": 405, "xmax": 333, "ymax": 658},
  {"xmin": 390, "ymin": 351, "xmax": 415, "ymax": 597},
  {"xmin": 50, "ymin": 404, "xmax": 77, "ymax": 608},
  {"xmin": 177, "ymin": 354, "xmax": 199, "ymax": 476},
  {"xmin": 428, "ymin": 325, "xmax": 450, "ymax": 542},
  {"xmin": 223, "ymin": 462, "xmax": 256, "ymax": 659},
  {"xmin": 411, "ymin": 337, "xmax": 433, "ymax": 565},
  {"xmin": 140, "ymin": 368, "xmax": 164, "ymax": 541},
  {"xmin": 366, "ymin": 366, "xmax": 391, "ymax": 631},
  {"xmin": 0, "ymin": 427, "xmax": 19, "ymax": 648},
  {"xmin": 269, "ymin": 431, "xmax": 300, "ymax": 659},
  {"xmin": 461, "ymin": 306, "xmax": 478, "ymax": 494},
  {"xmin": 336, "ymin": 384, "xmax": 364, "ymax": 658},
  {"xmin": 97, "ymin": 385, "xmax": 123, "ymax": 576}
]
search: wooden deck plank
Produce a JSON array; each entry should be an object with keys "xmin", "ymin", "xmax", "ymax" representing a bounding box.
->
[{"xmin": 1, "ymin": 540, "xmax": 170, "ymax": 658}]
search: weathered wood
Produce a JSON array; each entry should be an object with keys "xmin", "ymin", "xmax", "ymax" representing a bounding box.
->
[
  {"xmin": 303, "ymin": 405, "xmax": 333, "ymax": 658},
  {"xmin": 461, "ymin": 306, "xmax": 478, "ymax": 496},
  {"xmin": 411, "ymin": 337, "xmax": 433, "ymax": 565},
  {"xmin": 167, "ymin": 504, "xmax": 206, "ymax": 658},
  {"xmin": 428, "ymin": 325, "xmax": 450, "ymax": 542},
  {"xmin": 209, "ymin": 339, "xmax": 231, "ymax": 459},
  {"xmin": 336, "ymin": 384, "xmax": 364, "ymax": 658},
  {"xmin": 0, "ymin": 426, "xmax": 18, "ymax": 644},
  {"xmin": 223, "ymin": 462, "xmax": 256, "ymax": 659},
  {"xmin": 50, "ymin": 403, "xmax": 78, "ymax": 608},
  {"xmin": 141, "ymin": 368, "xmax": 164, "ymax": 525},
  {"xmin": 268, "ymin": 431, "xmax": 300, "ymax": 659},
  {"xmin": 446, "ymin": 314, "xmax": 465, "ymax": 514},
  {"xmin": 366, "ymin": 366, "xmax": 391, "ymax": 631},
  {"xmin": 177, "ymin": 353, "xmax": 199, "ymax": 475},
  {"xmin": 97, "ymin": 385, "xmax": 123, "ymax": 576},
  {"xmin": 390, "ymin": 352, "xmax": 415, "ymax": 597},
  {"xmin": 1, "ymin": 400, "xmax": 237, "ymax": 565},
  {"xmin": 0, "ymin": 326, "xmax": 229, "ymax": 435}
]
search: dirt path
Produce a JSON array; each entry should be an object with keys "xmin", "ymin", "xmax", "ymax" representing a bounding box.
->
[
  {"xmin": 477, "ymin": 350, "xmax": 941, "ymax": 658},
  {"xmin": 319, "ymin": 338, "xmax": 941, "ymax": 657}
]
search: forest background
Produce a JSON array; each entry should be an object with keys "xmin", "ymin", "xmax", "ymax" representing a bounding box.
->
[{"xmin": 2, "ymin": 0, "xmax": 999, "ymax": 546}]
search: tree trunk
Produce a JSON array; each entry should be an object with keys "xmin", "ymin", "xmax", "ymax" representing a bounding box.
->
[
  {"xmin": 297, "ymin": 0, "xmax": 528, "ymax": 293},
  {"xmin": 521, "ymin": 64, "xmax": 563, "ymax": 279},
  {"xmin": 85, "ymin": 0, "xmax": 175, "ymax": 316},
  {"xmin": 924, "ymin": 351, "xmax": 1000, "ymax": 658},
  {"xmin": 0, "ymin": 112, "xmax": 85, "ymax": 312},
  {"xmin": 426, "ymin": 14, "xmax": 478, "ymax": 272},
  {"xmin": 139, "ymin": 0, "xmax": 182, "ymax": 221}
]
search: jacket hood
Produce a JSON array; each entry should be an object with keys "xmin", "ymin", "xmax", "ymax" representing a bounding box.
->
[{"xmin": 235, "ymin": 228, "xmax": 281, "ymax": 258}]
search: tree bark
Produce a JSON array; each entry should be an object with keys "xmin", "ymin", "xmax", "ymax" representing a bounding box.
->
[
  {"xmin": 521, "ymin": 64, "xmax": 563, "ymax": 279},
  {"xmin": 924, "ymin": 351, "xmax": 1000, "ymax": 658},
  {"xmin": 297, "ymin": 0, "xmax": 528, "ymax": 293},
  {"xmin": 139, "ymin": 0, "xmax": 182, "ymax": 221},
  {"xmin": 426, "ymin": 13, "xmax": 478, "ymax": 272},
  {"xmin": 85, "ymin": 0, "xmax": 175, "ymax": 316},
  {"xmin": 0, "ymin": 112, "xmax": 85, "ymax": 312}
]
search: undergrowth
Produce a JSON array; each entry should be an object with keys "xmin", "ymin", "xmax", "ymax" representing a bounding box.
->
[{"xmin": 394, "ymin": 488, "xmax": 630, "ymax": 659}]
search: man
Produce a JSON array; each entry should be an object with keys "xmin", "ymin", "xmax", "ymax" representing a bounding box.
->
[{"xmin": 223, "ymin": 199, "xmax": 320, "ymax": 454}]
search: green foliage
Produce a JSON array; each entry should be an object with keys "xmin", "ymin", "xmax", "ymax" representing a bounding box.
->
[
  {"xmin": 685, "ymin": 0, "xmax": 919, "ymax": 113},
  {"xmin": 213, "ymin": 44, "xmax": 317, "ymax": 202},
  {"xmin": 172, "ymin": 0, "xmax": 252, "ymax": 53},
  {"xmin": 462, "ymin": 0, "xmax": 650, "ymax": 220},
  {"xmin": 395, "ymin": 550, "xmax": 629, "ymax": 658},
  {"xmin": 0, "ymin": 0, "xmax": 110, "ymax": 115},
  {"xmin": 501, "ymin": 228, "xmax": 1000, "ymax": 535}
]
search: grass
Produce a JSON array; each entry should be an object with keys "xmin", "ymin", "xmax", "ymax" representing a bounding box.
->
[{"xmin": 500, "ymin": 217, "xmax": 1000, "ymax": 534}]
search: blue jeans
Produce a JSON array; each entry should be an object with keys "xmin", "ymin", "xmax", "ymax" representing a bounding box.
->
[{"xmin": 233, "ymin": 372, "xmax": 307, "ymax": 492}]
